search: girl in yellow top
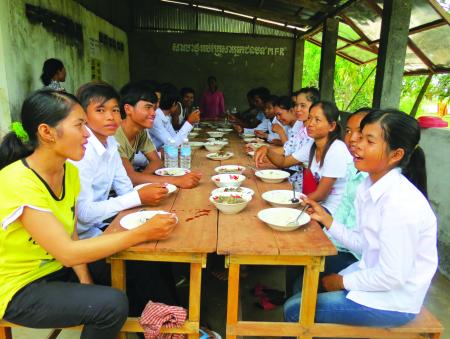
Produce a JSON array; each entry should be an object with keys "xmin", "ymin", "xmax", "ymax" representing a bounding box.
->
[{"xmin": 0, "ymin": 90, "xmax": 178, "ymax": 338}]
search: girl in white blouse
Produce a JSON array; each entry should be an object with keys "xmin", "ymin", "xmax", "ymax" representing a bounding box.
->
[{"xmin": 284, "ymin": 109, "xmax": 438, "ymax": 327}]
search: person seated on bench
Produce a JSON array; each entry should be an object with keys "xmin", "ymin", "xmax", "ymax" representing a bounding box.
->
[
  {"xmin": 0, "ymin": 90, "xmax": 177, "ymax": 339},
  {"xmin": 284, "ymin": 109, "xmax": 438, "ymax": 327}
]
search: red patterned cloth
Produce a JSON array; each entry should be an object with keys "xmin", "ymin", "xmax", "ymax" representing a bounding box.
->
[{"xmin": 139, "ymin": 301, "xmax": 187, "ymax": 339}]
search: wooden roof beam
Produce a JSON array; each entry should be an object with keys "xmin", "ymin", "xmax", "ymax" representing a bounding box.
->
[
  {"xmin": 190, "ymin": 0, "xmax": 314, "ymax": 27},
  {"xmin": 273, "ymin": 0, "xmax": 334, "ymax": 13}
]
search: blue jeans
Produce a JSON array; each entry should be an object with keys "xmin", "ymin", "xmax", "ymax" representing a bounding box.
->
[{"xmin": 284, "ymin": 290, "xmax": 416, "ymax": 327}]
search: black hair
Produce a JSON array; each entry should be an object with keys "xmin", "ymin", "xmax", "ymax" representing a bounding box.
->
[
  {"xmin": 264, "ymin": 95, "xmax": 279, "ymax": 105},
  {"xmin": 76, "ymin": 82, "xmax": 119, "ymax": 111},
  {"xmin": 297, "ymin": 87, "xmax": 320, "ymax": 105},
  {"xmin": 0, "ymin": 90, "xmax": 80, "ymax": 170},
  {"xmin": 254, "ymin": 87, "xmax": 271, "ymax": 102},
  {"xmin": 274, "ymin": 96, "xmax": 294, "ymax": 111},
  {"xmin": 40, "ymin": 58, "xmax": 64, "ymax": 86},
  {"xmin": 360, "ymin": 109, "xmax": 427, "ymax": 197},
  {"xmin": 308, "ymin": 101, "xmax": 342, "ymax": 168},
  {"xmin": 180, "ymin": 87, "xmax": 195, "ymax": 97},
  {"xmin": 353, "ymin": 107, "xmax": 374, "ymax": 115},
  {"xmin": 159, "ymin": 83, "xmax": 179, "ymax": 110},
  {"xmin": 207, "ymin": 76, "xmax": 217, "ymax": 83},
  {"xmin": 119, "ymin": 82, "xmax": 158, "ymax": 119}
]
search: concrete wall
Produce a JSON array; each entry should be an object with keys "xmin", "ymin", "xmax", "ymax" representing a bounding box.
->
[
  {"xmin": 0, "ymin": 0, "xmax": 130, "ymax": 133},
  {"xmin": 421, "ymin": 128, "xmax": 450, "ymax": 279},
  {"xmin": 129, "ymin": 31, "xmax": 294, "ymax": 110}
]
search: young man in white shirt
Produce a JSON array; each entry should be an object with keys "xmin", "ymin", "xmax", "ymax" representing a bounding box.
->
[
  {"xmin": 149, "ymin": 85, "xmax": 200, "ymax": 151},
  {"xmin": 72, "ymin": 82, "xmax": 178, "ymax": 317},
  {"xmin": 73, "ymin": 82, "xmax": 169, "ymax": 239}
]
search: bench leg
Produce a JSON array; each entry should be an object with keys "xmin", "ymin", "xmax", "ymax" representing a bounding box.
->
[
  {"xmin": 0, "ymin": 327, "xmax": 12, "ymax": 339},
  {"xmin": 226, "ymin": 263, "xmax": 240, "ymax": 339},
  {"xmin": 111, "ymin": 259, "xmax": 127, "ymax": 339},
  {"xmin": 188, "ymin": 262, "xmax": 202, "ymax": 339}
]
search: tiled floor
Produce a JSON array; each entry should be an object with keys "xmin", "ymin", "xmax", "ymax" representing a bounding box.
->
[{"xmin": 11, "ymin": 269, "xmax": 449, "ymax": 338}]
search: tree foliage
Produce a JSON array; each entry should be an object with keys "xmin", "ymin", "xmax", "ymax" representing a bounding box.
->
[{"xmin": 302, "ymin": 41, "xmax": 449, "ymax": 115}]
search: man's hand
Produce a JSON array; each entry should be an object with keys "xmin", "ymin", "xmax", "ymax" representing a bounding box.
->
[
  {"xmin": 173, "ymin": 171, "xmax": 202, "ymax": 188},
  {"xmin": 138, "ymin": 183, "xmax": 169, "ymax": 206},
  {"xmin": 321, "ymin": 274, "xmax": 344, "ymax": 292},
  {"xmin": 187, "ymin": 109, "xmax": 201, "ymax": 125},
  {"xmin": 255, "ymin": 130, "xmax": 268, "ymax": 139}
]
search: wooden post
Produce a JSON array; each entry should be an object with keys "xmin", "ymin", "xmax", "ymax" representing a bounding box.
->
[
  {"xmin": 319, "ymin": 18, "xmax": 339, "ymax": 102},
  {"xmin": 372, "ymin": 0, "xmax": 412, "ymax": 109},
  {"xmin": 292, "ymin": 38, "xmax": 305, "ymax": 93},
  {"xmin": 410, "ymin": 74, "xmax": 433, "ymax": 117}
]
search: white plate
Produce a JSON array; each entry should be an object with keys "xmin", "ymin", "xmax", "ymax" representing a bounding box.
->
[
  {"xmin": 155, "ymin": 168, "xmax": 190, "ymax": 176},
  {"xmin": 211, "ymin": 186, "xmax": 254, "ymax": 196},
  {"xmin": 255, "ymin": 169, "xmax": 290, "ymax": 183},
  {"xmin": 189, "ymin": 141, "xmax": 204, "ymax": 149},
  {"xmin": 134, "ymin": 183, "xmax": 177, "ymax": 194},
  {"xmin": 214, "ymin": 165, "xmax": 246, "ymax": 174},
  {"xmin": 120, "ymin": 210, "xmax": 171, "ymax": 230},
  {"xmin": 206, "ymin": 152, "xmax": 234, "ymax": 160},
  {"xmin": 261, "ymin": 190, "xmax": 305, "ymax": 207},
  {"xmin": 258, "ymin": 207, "xmax": 310, "ymax": 231}
]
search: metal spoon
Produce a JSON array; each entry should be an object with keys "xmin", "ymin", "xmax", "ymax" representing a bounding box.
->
[
  {"xmin": 291, "ymin": 183, "xmax": 299, "ymax": 203},
  {"xmin": 287, "ymin": 204, "xmax": 309, "ymax": 227}
]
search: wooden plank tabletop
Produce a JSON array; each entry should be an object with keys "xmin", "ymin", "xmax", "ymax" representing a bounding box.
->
[{"xmin": 217, "ymin": 132, "xmax": 337, "ymax": 257}]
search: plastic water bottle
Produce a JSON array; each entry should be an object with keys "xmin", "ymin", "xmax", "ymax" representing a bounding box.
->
[
  {"xmin": 179, "ymin": 138, "xmax": 191, "ymax": 169},
  {"xmin": 164, "ymin": 139, "xmax": 178, "ymax": 168}
]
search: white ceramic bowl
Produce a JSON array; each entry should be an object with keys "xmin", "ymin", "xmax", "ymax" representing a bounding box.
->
[
  {"xmin": 188, "ymin": 132, "xmax": 199, "ymax": 138},
  {"xmin": 120, "ymin": 210, "xmax": 173, "ymax": 230},
  {"xmin": 206, "ymin": 152, "xmax": 234, "ymax": 161},
  {"xmin": 261, "ymin": 190, "xmax": 305, "ymax": 207},
  {"xmin": 243, "ymin": 138, "xmax": 254, "ymax": 143},
  {"xmin": 134, "ymin": 183, "xmax": 177, "ymax": 194},
  {"xmin": 241, "ymin": 133, "xmax": 255, "ymax": 138},
  {"xmin": 217, "ymin": 128, "xmax": 233, "ymax": 133},
  {"xmin": 209, "ymin": 193, "xmax": 251, "ymax": 214},
  {"xmin": 257, "ymin": 207, "xmax": 310, "ymax": 231},
  {"xmin": 204, "ymin": 141, "xmax": 226, "ymax": 152},
  {"xmin": 211, "ymin": 174, "xmax": 246, "ymax": 188},
  {"xmin": 214, "ymin": 165, "xmax": 246, "ymax": 175},
  {"xmin": 189, "ymin": 141, "xmax": 204, "ymax": 149},
  {"xmin": 207, "ymin": 131, "xmax": 225, "ymax": 138},
  {"xmin": 247, "ymin": 151, "xmax": 255, "ymax": 157},
  {"xmin": 255, "ymin": 170, "xmax": 290, "ymax": 183},
  {"xmin": 193, "ymin": 127, "xmax": 202, "ymax": 131},
  {"xmin": 211, "ymin": 186, "xmax": 254, "ymax": 196}
]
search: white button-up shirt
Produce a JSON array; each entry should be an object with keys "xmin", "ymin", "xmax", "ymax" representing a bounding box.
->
[
  {"xmin": 329, "ymin": 168, "xmax": 438, "ymax": 313},
  {"xmin": 149, "ymin": 108, "xmax": 193, "ymax": 150},
  {"xmin": 72, "ymin": 128, "xmax": 141, "ymax": 239}
]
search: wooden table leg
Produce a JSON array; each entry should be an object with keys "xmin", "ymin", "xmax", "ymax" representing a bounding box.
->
[
  {"xmin": 110, "ymin": 259, "xmax": 127, "ymax": 339},
  {"xmin": 298, "ymin": 263, "xmax": 321, "ymax": 339},
  {"xmin": 226, "ymin": 262, "xmax": 240, "ymax": 339},
  {"xmin": 188, "ymin": 262, "xmax": 202, "ymax": 339}
]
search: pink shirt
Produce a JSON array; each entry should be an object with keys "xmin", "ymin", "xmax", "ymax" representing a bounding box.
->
[{"xmin": 200, "ymin": 90, "xmax": 224, "ymax": 119}]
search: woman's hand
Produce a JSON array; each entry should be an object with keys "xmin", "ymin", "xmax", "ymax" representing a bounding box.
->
[
  {"xmin": 254, "ymin": 146, "xmax": 269, "ymax": 167},
  {"xmin": 321, "ymin": 274, "xmax": 344, "ymax": 292},
  {"xmin": 254, "ymin": 130, "xmax": 268, "ymax": 139},
  {"xmin": 135, "ymin": 213, "xmax": 178, "ymax": 242},
  {"xmin": 301, "ymin": 197, "xmax": 333, "ymax": 229},
  {"xmin": 272, "ymin": 123, "xmax": 284, "ymax": 135}
]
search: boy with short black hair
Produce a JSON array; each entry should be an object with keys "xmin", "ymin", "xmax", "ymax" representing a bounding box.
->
[{"xmin": 116, "ymin": 82, "xmax": 202, "ymax": 188}]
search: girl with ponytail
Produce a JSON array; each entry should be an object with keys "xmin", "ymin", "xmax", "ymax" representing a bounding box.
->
[
  {"xmin": 284, "ymin": 109, "xmax": 438, "ymax": 327},
  {"xmin": 40, "ymin": 58, "xmax": 66, "ymax": 91},
  {"xmin": 0, "ymin": 89, "xmax": 177, "ymax": 338}
]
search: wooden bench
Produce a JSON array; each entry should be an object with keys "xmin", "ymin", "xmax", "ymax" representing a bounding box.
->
[{"xmin": 0, "ymin": 317, "xmax": 196, "ymax": 339}]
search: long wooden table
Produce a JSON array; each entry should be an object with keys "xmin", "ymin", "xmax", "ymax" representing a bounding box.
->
[
  {"xmin": 104, "ymin": 140, "xmax": 220, "ymax": 339},
  {"xmin": 216, "ymin": 134, "xmax": 337, "ymax": 339}
]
